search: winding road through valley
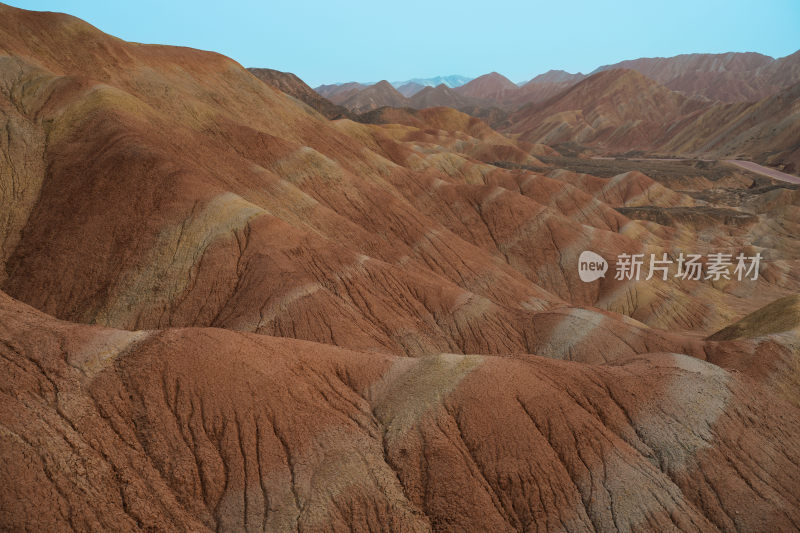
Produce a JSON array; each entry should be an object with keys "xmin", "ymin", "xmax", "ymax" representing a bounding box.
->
[{"xmin": 723, "ymin": 159, "xmax": 800, "ymax": 184}]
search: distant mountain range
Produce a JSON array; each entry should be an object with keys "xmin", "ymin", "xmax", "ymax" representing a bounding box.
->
[
  {"xmin": 315, "ymin": 75, "xmax": 473, "ymax": 100},
  {"xmin": 393, "ymin": 75, "xmax": 473, "ymax": 89},
  {"xmin": 590, "ymin": 51, "xmax": 800, "ymax": 102},
  {"xmin": 254, "ymin": 50, "xmax": 800, "ymax": 173},
  {"xmin": 314, "ymin": 51, "xmax": 800, "ymax": 107}
]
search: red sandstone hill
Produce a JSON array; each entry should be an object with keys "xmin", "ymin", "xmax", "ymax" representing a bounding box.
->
[
  {"xmin": 454, "ymin": 71, "xmax": 518, "ymax": 100},
  {"xmin": 314, "ymin": 81, "xmax": 368, "ymax": 102},
  {"xmin": 2, "ymin": 4, "xmax": 800, "ymax": 531},
  {"xmin": 506, "ymin": 69, "xmax": 711, "ymax": 149},
  {"xmin": 663, "ymin": 80, "xmax": 800, "ymax": 172},
  {"xmin": 315, "ymin": 51, "xmax": 800, "ymax": 120},
  {"xmin": 526, "ymin": 69, "xmax": 586, "ymax": 85},
  {"xmin": 593, "ymin": 51, "xmax": 800, "ymax": 102},
  {"xmin": 324, "ymin": 64, "xmax": 799, "ymax": 170},
  {"xmin": 396, "ymin": 81, "xmax": 426, "ymax": 97},
  {"xmin": 407, "ymin": 83, "xmax": 479, "ymax": 109},
  {"xmin": 340, "ymin": 80, "xmax": 410, "ymax": 113},
  {"xmin": 4, "ymin": 289, "xmax": 800, "ymax": 532},
  {"xmin": 331, "ymin": 71, "xmax": 578, "ymax": 114},
  {"xmin": 510, "ymin": 70, "xmax": 587, "ymax": 105},
  {"xmin": 1, "ymin": 6, "xmax": 798, "ymax": 396},
  {"xmin": 765, "ymin": 50, "xmax": 800, "ymax": 90},
  {"xmin": 502, "ymin": 67, "xmax": 800, "ymax": 171},
  {"xmin": 248, "ymin": 68, "xmax": 354, "ymax": 120}
]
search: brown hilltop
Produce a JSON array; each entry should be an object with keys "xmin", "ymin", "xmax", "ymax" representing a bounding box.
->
[
  {"xmin": 593, "ymin": 51, "xmax": 800, "ymax": 102},
  {"xmin": 511, "ymin": 70, "xmax": 587, "ymax": 105},
  {"xmin": 2, "ymin": 4, "xmax": 800, "ymax": 532},
  {"xmin": 455, "ymin": 71, "xmax": 518, "ymax": 100},
  {"xmin": 248, "ymin": 67, "xmax": 354, "ymax": 120},
  {"xmin": 595, "ymin": 52, "xmax": 774, "ymax": 81},
  {"xmin": 507, "ymin": 69, "xmax": 711, "ymax": 149},
  {"xmin": 527, "ymin": 69, "xmax": 587, "ymax": 84},
  {"xmin": 663, "ymin": 80, "xmax": 800, "ymax": 172},
  {"xmin": 407, "ymin": 83, "xmax": 479, "ymax": 109},
  {"xmin": 340, "ymin": 80, "xmax": 410, "ymax": 113},
  {"xmin": 765, "ymin": 50, "xmax": 800, "ymax": 89},
  {"xmin": 501, "ymin": 67, "xmax": 800, "ymax": 171},
  {"xmin": 708, "ymin": 294, "xmax": 800, "ymax": 341},
  {"xmin": 396, "ymin": 81, "xmax": 426, "ymax": 97},
  {"xmin": 1, "ymin": 2, "xmax": 565, "ymax": 357},
  {"xmin": 315, "ymin": 51, "xmax": 800, "ymax": 125},
  {"xmin": 314, "ymin": 81, "xmax": 368, "ymax": 102}
]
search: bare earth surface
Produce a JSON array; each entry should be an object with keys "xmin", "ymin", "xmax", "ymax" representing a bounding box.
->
[{"xmin": 2, "ymin": 4, "xmax": 800, "ymax": 532}]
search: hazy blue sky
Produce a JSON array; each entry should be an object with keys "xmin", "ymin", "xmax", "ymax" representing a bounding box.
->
[{"xmin": 9, "ymin": 0, "xmax": 800, "ymax": 87}]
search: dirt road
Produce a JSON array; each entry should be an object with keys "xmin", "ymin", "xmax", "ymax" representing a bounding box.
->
[{"xmin": 723, "ymin": 160, "xmax": 800, "ymax": 185}]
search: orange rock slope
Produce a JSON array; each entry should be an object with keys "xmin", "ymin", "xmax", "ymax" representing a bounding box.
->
[
  {"xmin": 504, "ymin": 68, "xmax": 800, "ymax": 171},
  {"xmin": 1, "ymin": 4, "xmax": 800, "ymax": 532}
]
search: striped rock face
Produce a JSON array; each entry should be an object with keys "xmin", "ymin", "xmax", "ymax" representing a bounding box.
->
[
  {"xmin": 2, "ymin": 295, "xmax": 800, "ymax": 532},
  {"xmin": 1, "ymin": 4, "xmax": 800, "ymax": 532}
]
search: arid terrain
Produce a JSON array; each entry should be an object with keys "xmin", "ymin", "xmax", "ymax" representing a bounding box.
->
[{"xmin": 1, "ymin": 3, "xmax": 800, "ymax": 532}]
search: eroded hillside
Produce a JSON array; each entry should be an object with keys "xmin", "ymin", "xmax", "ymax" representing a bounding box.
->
[{"xmin": 2, "ymin": 4, "xmax": 800, "ymax": 532}]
